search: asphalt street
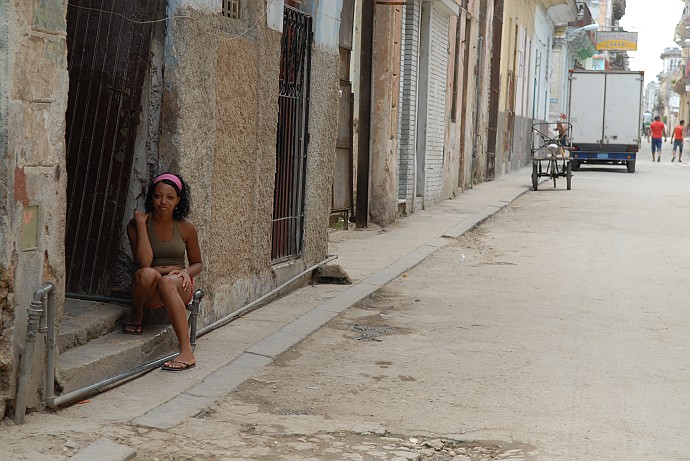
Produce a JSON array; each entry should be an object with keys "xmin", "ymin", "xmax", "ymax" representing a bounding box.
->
[{"xmin": 3, "ymin": 150, "xmax": 690, "ymax": 460}]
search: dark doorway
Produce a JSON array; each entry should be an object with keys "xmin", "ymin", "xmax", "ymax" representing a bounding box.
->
[
  {"xmin": 331, "ymin": 0, "xmax": 355, "ymax": 227},
  {"xmin": 65, "ymin": 0, "xmax": 160, "ymax": 295},
  {"xmin": 272, "ymin": 6, "xmax": 313, "ymax": 261},
  {"xmin": 486, "ymin": 0, "xmax": 504, "ymax": 180}
]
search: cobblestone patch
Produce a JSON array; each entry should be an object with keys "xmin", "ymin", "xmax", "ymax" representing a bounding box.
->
[
  {"xmin": 226, "ymin": 431, "xmax": 537, "ymax": 461},
  {"xmin": 349, "ymin": 323, "xmax": 398, "ymax": 341}
]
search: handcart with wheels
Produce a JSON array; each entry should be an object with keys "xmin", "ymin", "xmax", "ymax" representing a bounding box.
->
[{"xmin": 530, "ymin": 122, "xmax": 573, "ymax": 191}]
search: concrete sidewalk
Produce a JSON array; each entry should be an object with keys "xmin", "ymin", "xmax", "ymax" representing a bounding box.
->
[
  {"xmin": 132, "ymin": 166, "xmax": 533, "ymax": 427},
  {"xmin": 9, "ymin": 166, "xmax": 534, "ymax": 459}
]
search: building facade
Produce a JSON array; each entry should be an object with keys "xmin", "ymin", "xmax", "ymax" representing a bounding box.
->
[
  {"xmin": 495, "ymin": 0, "xmax": 578, "ymax": 176},
  {"xmin": 1, "ymin": 0, "xmax": 342, "ymax": 417}
]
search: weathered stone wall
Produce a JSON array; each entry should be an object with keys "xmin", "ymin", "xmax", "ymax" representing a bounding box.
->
[
  {"xmin": 369, "ymin": 5, "xmax": 402, "ymax": 226},
  {"xmin": 0, "ymin": 0, "xmax": 11, "ymax": 419},
  {"xmin": 1, "ymin": 0, "xmax": 68, "ymax": 416},
  {"xmin": 159, "ymin": 3, "xmax": 338, "ymax": 325},
  {"xmin": 495, "ymin": 112, "xmax": 535, "ymax": 175},
  {"xmin": 447, "ymin": 0, "xmax": 483, "ymax": 192},
  {"xmin": 472, "ymin": 0, "xmax": 494, "ymax": 184},
  {"xmin": 460, "ymin": 1, "xmax": 481, "ymax": 190},
  {"xmin": 303, "ymin": 47, "xmax": 340, "ymax": 262},
  {"xmin": 511, "ymin": 115, "xmax": 534, "ymax": 171}
]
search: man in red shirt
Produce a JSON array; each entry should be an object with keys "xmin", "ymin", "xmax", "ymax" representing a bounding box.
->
[
  {"xmin": 650, "ymin": 116, "xmax": 667, "ymax": 162},
  {"xmin": 672, "ymin": 120, "xmax": 685, "ymax": 162}
]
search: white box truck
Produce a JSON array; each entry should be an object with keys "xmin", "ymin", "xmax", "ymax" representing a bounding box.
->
[{"xmin": 567, "ymin": 70, "xmax": 644, "ymax": 173}]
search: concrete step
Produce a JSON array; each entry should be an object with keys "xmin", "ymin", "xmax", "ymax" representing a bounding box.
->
[
  {"xmin": 56, "ymin": 297, "xmax": 181, "ymax": 395},
  {"xmin": 56, "ymin": 324, "xmax": 179, "ymax": 394},
  {"xmin": 59, "ymin": 298, "xmax": 131, "ymax": 353}
]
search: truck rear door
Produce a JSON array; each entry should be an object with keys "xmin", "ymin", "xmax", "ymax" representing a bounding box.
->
[
  {"xmin": 604, "ymin": 73, "xmax": 643, "ymax": 145},
  {"xmin": 569, "ymin": 72, "xmax": 605, "ymax": 145}
]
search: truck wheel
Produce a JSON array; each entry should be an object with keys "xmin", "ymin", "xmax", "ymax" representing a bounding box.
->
[
  {"xmin": 571, "ymin": 160, "xmax": 580, "ymax": 171},
  {"xmin": 627, "ymin": 160, "xmax": 636, "ymax": 173},
  {"xmin": 532, "ymin": 163, "xmax": 538, "ymax": 190},
  {"xmin": 566, "ymin": 162, "xmax": 572, "ymax": 190}
]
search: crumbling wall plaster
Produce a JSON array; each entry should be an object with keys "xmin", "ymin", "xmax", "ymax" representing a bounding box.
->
[
  {"xmin": 303, "ymin": 47, "xmax": 340, "ymax": 263},
  {"xmin": 160, "ymin": 7, "xmax": 288, "ymax": 323},
  {"xmin": 369, "ymin": 5, "xmax": 402, "ymax": 226},
  {"xmin": 2, "ymin": 0, "xmax": 68, "ymax": 416}
]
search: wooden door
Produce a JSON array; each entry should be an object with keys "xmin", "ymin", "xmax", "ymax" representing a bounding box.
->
[{"xmin": 65, "ymin": 0, "xmax": 160, "ymax": 295}]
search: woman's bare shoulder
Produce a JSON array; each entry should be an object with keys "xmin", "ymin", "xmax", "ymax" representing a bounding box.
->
[{"xmin": 178, "ymin": 219, "xmax": 198, "ymax": 235}]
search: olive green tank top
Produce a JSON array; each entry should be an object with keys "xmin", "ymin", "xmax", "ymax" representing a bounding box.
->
[{"xmin": 147, "ymin": 219, "xmax": 186, "ymax": 267}]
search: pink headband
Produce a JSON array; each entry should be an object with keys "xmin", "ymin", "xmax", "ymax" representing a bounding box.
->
[{"xmin": 153, "ymin": 173, "xmax": 182, "ymax": 192}]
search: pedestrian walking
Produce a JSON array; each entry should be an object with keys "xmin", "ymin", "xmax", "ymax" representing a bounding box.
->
[
  {"xmin": 124, "ymin": 172, "xmax": 203, "ymax": 372},
  {"xmin": 650, "ymin": 116, "xmax": 667, "ymax": 162},
  {"xmin": 672, "ymin": 120, "xmax": 685, "ymax": 163},
  {"xmin": 642, "ymin": 110, "xmax": 653, "ymax": 142}
]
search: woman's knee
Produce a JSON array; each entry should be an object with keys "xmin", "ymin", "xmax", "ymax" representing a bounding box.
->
[
  {"xmin": 134, "ymin": 267, "xmax": 160, "ymax": 286},
  {"xmin": 157, "ymin": 274, "xmax": 181, "ymax": 294}
]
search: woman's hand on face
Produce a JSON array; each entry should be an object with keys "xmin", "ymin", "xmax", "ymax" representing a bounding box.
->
[{"xmin": 134, "ymin": 210, "xmax": 149, "ymax": 225}]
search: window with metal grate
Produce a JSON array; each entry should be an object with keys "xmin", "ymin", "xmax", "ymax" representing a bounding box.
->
[{"xmin": 222, "ymin": 0, "xmax": 241, "ymax": 19}]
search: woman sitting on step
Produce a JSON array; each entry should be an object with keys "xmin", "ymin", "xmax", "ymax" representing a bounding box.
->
[{"xmin": 123, "ymin": 172, "xmax": 202, "ymax": 372}]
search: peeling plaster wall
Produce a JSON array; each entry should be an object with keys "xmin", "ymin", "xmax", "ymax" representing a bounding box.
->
[
  {"xmin": 1, "ymin": 0, "xmax": 68, "ymax": 416},
  {"xmin": 369, "ymin": 4, "xmax": 402, "ymax": 226},
  {"xmin": 460, "ymin": 1, "xmax": 481, "ymax": 190},
  {"xmin": 303, "ymin": 47, "xmax": 340, "ymax": 261},
  {"xmin": 473, "ymin": 0, "xmax": 494, "ymax": 183},
  {"xmin": 210, "ymin": 28, "xmax": 282, "ymax": 322},
  {"xmin": 441, "ymin": 15, "xmax": 460, "ymax": 201},
  {"xmin": 496, "ymin": 112, "xmax": 533, "ymax": 174},
  {"xmin": 0, "ymin": 0, "xmax": 9, "ymax": 270},
  {"xmin": 446, "ymin": 0, "xmax": 481, "ymax": 192},
  {"xmin": 159, "ymin": 1, "xmax": 337, "ymax": 325}
]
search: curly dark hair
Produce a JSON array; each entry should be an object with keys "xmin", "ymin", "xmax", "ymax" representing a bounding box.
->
[{"xmin": 144, "ymin": 173, "xmax": 191, "ymax": 220}]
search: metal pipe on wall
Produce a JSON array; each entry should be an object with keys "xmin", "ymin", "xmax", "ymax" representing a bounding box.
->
[
  {"xmin": 46, "ymin": 289, "xmax": 205, "ymax": 409},
  {"xmin": 42, "ymin": 255, "xmax": 337, "ymax": 411},
  {"xmin": 15, "ymin": 283, "xmax": 55, "ymax": 424}
]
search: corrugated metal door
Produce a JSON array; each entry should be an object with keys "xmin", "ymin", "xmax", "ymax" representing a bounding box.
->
[
  {"xmin": 65, "ymin": 0, "xmax": 159, "ymax": 295},
  {"xmin": 398, "ymin": 0, "xmax": 420, "ymax": 203},
  {"xmin": 424, "ymin": 3, "xmax": 449, "ymax": 203}
]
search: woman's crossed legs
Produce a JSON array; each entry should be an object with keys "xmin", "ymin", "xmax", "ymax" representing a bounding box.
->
[{"xmin": 128, "ymin": 268, "xmax": 196, "ymax": 369}]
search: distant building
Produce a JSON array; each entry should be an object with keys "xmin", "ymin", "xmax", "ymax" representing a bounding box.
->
[{"xmin": 645, "ymin": 81, "xmax": 660, "ymax": 115}]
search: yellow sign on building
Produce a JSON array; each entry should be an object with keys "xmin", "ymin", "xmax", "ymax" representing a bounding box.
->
[{"xmin": 595, "ymin": 31, "xmax": 638, "ymax": 51}]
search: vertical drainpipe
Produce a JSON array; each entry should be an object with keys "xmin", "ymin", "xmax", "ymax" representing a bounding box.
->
[
  {"xmin": 356, "ymin": 0, "xmax": 374, "ymax": 228},
  {"xmin": 15, "ymin": 283, "xmax": 55, "ymax": 424},
  {"xmin": 532, "ymin": 51, "xmax": 539, "ymax": 120}
]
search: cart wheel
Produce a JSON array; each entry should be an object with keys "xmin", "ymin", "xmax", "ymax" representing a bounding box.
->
[
  {"xmin": 532, "ymin": 162, "xmax": 538, "ymax": 191},
  {"xmin": 566, "ymin": 161, "xmax": 572, "ymax": 190},
  {"xmin": 552, "ymin": 160, "xmax": 557, "ymax": 188}
]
